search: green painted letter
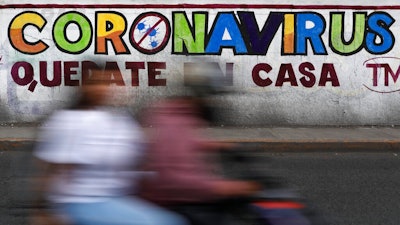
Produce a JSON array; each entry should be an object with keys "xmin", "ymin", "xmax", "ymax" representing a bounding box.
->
[
  {"xmin": 173, "ymin": 12, "xmax": 206, "ymax": 54},
  {"xmin": 330, "ymin": 12, "xmax": 366, "ymax": 55},
  {"xmin": 53, "ymin": 12, "xmax": 92, "ymax": 54}
]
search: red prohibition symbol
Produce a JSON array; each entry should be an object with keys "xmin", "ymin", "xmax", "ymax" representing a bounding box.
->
[{"xmin": 130, "ymin": 12, "xmax": 171, "ymax": 54}]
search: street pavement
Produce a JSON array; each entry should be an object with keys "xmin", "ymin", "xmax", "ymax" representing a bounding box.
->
[{"xmin": 1, "ymin": 125, "xmax": 400, "ymax": 225}]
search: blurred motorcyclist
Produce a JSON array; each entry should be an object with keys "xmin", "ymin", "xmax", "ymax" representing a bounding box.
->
[{"xmin": 138, "ymin": 63, "xmax": 261, "ymax": 225}]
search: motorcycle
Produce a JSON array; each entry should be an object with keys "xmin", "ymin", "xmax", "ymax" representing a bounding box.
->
[{"xmin": 212, "ymin": 143, "xmax": 331, "ymax": 225}]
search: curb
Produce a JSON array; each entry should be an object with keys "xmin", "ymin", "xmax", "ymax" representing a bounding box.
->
[
  {"xmin": 222, "ymin": 141, "xmax": 400, "ymax": 152},
  {"xmin": 1, "ymin": 139, "xmax": 400, "ymax": 152},
  {"xmin": 0, "ymin": 140, "xmax": 34, "ymax": 151},
  {"xmin": 1, "ymin": 126, "xmax": 400, "ymax": 152}
]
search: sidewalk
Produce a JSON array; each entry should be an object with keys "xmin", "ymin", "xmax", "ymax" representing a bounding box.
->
[{"xmin": 1, "ymin": 125, "xmax": 400, "ymax": 152}]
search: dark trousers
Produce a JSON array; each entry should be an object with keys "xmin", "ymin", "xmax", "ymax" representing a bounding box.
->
[{"xmin": 170, "ymin": 198, "xmax": 264, "ymax": 225}]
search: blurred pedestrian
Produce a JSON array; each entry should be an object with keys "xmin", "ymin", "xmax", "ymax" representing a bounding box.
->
[
  {"xmin": 32, "ymin": 64, "xmax": 188, "ymax": 225},
  {"xmin": 138, "ymin": 71, "xmax": 261, "ymax": 225}
]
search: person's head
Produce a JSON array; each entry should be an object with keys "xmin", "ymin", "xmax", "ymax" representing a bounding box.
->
[
  {"xmin": 176, "ymin": 64, "xmax": 225, "ymax": 122},
  {"xmin": 81, "ymin": 68, "xmax": 111, "ymax": 108},
  {"xmin": 70, "ymin": 64, "xmax": 116, "ymax": 110}
]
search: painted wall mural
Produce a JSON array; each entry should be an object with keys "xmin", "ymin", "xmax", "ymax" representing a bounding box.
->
[{"xmin": 1, "ymin": 1, "xmax": 400, "ymax": 125}]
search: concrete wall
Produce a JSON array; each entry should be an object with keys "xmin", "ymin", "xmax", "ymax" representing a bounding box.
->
[{"xmin": 1, "ymin": 0, "xmax": 400, "ymax": 126}]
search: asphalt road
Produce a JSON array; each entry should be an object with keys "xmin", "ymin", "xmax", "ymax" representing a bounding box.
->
[
  {"xmin": 262, "ymin": 152, "xmax": 400, "ymax": 225},
  {"xmin": 2, "ymin": 144, "xmax": 400, "ymax": 225}
]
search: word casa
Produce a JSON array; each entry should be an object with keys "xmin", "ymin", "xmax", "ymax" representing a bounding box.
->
[{"xmin": 252, "ymin": 62, "xmax": 339, "ymax": 87}]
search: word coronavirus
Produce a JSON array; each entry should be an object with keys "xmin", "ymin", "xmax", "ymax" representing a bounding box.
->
[{"xmin": 8, "ymin": 10, "xmax": 395, "ymax": 55}]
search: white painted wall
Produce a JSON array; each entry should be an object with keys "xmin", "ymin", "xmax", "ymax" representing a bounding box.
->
[{"xmin": 1, "ymin": 0, "xmax": 400, "ymax": 126}]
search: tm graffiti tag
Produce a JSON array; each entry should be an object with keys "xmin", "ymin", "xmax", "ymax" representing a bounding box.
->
[{"xmin": 364, "ymin": 57, "xmax": 400, "ymax": 93}]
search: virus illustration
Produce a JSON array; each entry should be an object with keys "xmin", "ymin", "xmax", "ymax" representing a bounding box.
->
[
  {"xmin": 147, "ymin": 27, "xmax": 159, "ymax": 37},
  {"xmin": 136, "ymin": 21, "xmax": 148, "ymax": 33},
  {"xmin": 150, "ymin": 40, "xmax": 159, "ymax": 48},
  {"xmin": 146, "ymin": 28, "xmax": 160, "ymax": 49}
]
